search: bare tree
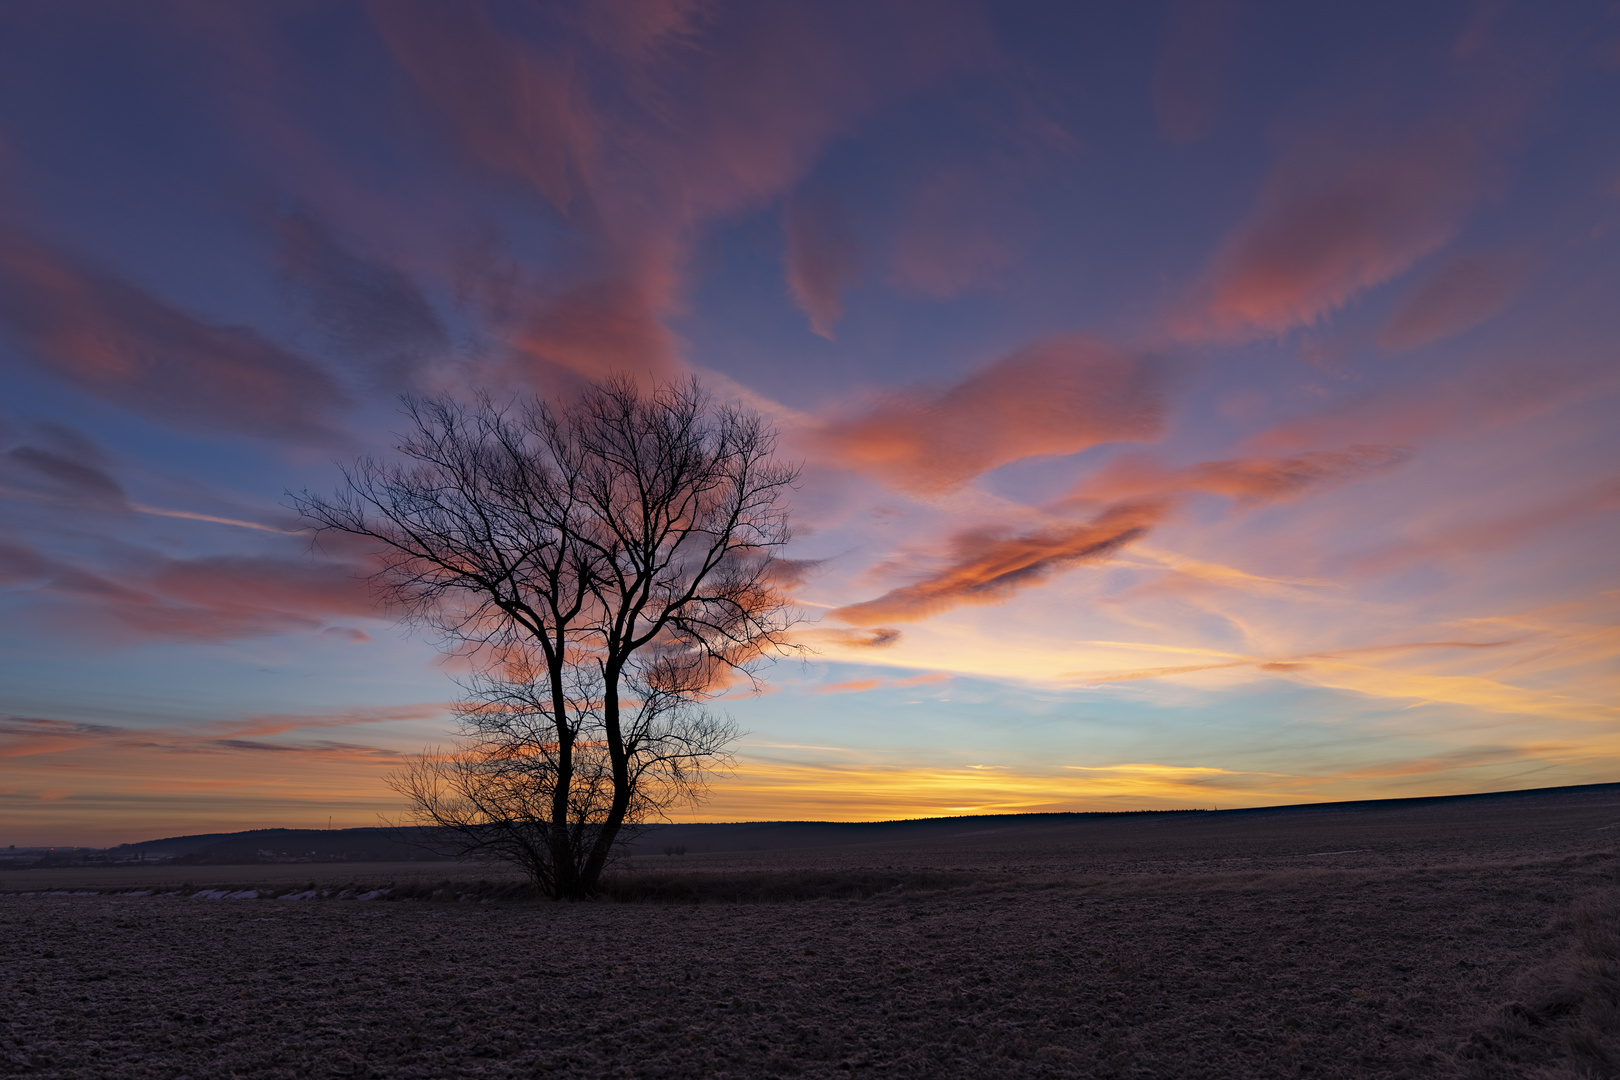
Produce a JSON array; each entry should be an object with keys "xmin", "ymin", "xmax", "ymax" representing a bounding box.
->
[{"xmin": 293, "ymin": 376, "xmax": 797, "ymax": 898}]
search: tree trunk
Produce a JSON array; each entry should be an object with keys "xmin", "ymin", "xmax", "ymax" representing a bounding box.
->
[
  {"xmin": 547, "ymin": 656, "xmax": 579, "ymax": 899},
  {"xmin": 577, "ymin": 660, "xmax": 633, "ymax": 894}
]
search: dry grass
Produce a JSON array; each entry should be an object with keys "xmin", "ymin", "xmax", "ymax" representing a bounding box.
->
[{"xmin": 1456, "ymin": 892, "xmax": 1620, "ymax": 1078}]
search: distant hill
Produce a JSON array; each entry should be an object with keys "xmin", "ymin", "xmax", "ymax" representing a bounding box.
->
[
  {"xmin": 94, "ymin": 779, "xmax": 1620, "ymax": 865},
  {"xmin": 110, "ymin": 827, "xmax": 456, "ymax": 864}
]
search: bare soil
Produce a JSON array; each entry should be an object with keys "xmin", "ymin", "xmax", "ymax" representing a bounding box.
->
[{"xmin": 4, "ymin": 787, "xmax": 1620, "ymax": 1079}]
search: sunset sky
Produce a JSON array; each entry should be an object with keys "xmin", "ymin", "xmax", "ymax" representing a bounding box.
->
[{"xmin": 3, "ymin": 1, "xmax": 1618, "ymax": 846}]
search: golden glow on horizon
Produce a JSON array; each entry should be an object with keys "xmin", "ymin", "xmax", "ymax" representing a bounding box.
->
[{"xmin": 10, "ymin": 724, "xmax": 1620, "ymax": 846}]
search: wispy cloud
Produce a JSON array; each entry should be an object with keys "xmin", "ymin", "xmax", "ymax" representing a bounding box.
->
[
  {"xmin": 1, "ymin": 539, "xmax": 381, "ymax": 644},
  {"xmin": 0, "ymin": 223, "xmax": 346, "ymax": 440},
  {"xmin": 815, "ymin": 336, "xmax": 1166, "ymax": 493},
  {"xmin": 814, "ymin": 672, "xmax": 948, "ymax": 695},
  {"xmin": 366, "ymin": 0, "xmax": 991, "ymax": 386},
  {"xmin": 0, "ymin": 703, "xmax": 445, "ymax": 761},
  {"xmin": 784, "ymin": 188, "xmax": 861, "ymax": 339},
  {"xmin": 1070, "ymin": 445, "xmax": 1410, "ymax": 506},
  {"xmin": 1178, "ymin": 23, "xmax": 1539, "ymax": 340},
  {"xmin": 1378, "ymin": 244, "xmax": 1537, "ymax": 352},
  {"xmin": 832, "ymin": 502, "xmax": 1163, "ymax": 625}
]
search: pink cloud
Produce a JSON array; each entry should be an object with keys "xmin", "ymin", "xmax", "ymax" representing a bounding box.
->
[
  {"xmin": 1066, "ymin": 638, "xmax": 1518, "ymax": 686},
  {"xmin": 814, "ymin": 672, "xmax": 948, "ymax": 695},
  {"xmin": 886, "ymin": 164, "xmax": 1022, "ymax": 298},
  {"xmin": 1241, "ymin": 361, "xmax": 1598, "ymax": 455},
  {"xmin": 1152, "ymin": 0, "xmax": 1245, "ymax": 144},
  {"xmin": 1072, "ymin": 445, "xmax": 1411, "ymax": 506},
  {"xmin": 816, "ymin": 336, "xmax": 1166, "ymax": 493},
  {"xmin": 1376, "ymin": 247, "xmax": 1534, "ymax": 352},
  {"xmin": 4, "ymin": 540, "xmax": 382, "ymax": 644},
  {"xmin": 367, "ymin": 0, "xmax": 990, "ymax": 385},
  {"xmin": 366, "ymin": 1, "xmax": 585, "ymax": 213},
  {"xmin": 1182, "ymin": 33, "xmax": 1541, "ymax": 341},
  {"xmin": 0, "ymin": 225, "xmax": 346, "ymax": 439},
  {"xmin": 1347, "ymin": 474, "xmax": 1620, "ymax": 577},
  {"xmin": 1194, "ymin": 123, "xmax": 1492, "ymax": 336},
  {"xmin": 0, "ymin": 709, "xmax": 434, "ymax": 762},
  {"xmin": 784, "ymin": 188, "xmax": 861, "ymax": 338}
]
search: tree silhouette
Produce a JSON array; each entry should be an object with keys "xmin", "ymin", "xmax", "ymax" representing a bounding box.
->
[{"xmin": 294, "ymin": 376, "xmax": 797, "ymax": 898}]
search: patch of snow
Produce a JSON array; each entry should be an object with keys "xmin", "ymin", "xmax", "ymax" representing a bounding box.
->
[{"xmin": 355, "ymin": 889, "xmax": 389, "ymax": 902}]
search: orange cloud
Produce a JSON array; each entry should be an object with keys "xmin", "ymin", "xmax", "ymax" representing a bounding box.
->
[
  {"xmin": 793, "ymin": 626, "xmax": 903, "ymax": 650},
  {"xmin": 1061, "ymin": 638, "xmax": 1519, "ymax": 687},
  {"xmin": 815, "ymin": 672, "xmax": 948, "ymax": 695},
  {"xmin": 689, "ymin": 757, "xmax": 1312, "ymax": 822},
  {"xmin": 832, "ymin": 502, "xmax": 1164, "ymax": 625},
  {"xmin": 1376, "ymin": 247, "xmax": 1534, "ymax": 351},
  {"xmin": 816, "ymin": 336, "xmax": 1166, "ymax": 493},
  {"xmin": 830, "ymin": 439, "xmax": 1418, "ymax": 628}
]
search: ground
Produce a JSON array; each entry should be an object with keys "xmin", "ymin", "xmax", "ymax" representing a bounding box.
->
[{"xmin": 4, "ymin": 788, "xmax": 1619, "ymax": 1078}]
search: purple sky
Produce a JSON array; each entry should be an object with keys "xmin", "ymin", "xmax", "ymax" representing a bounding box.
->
[{"xmin": 3, "ymin": 0, "xmax": 1618, "ymax": 845}]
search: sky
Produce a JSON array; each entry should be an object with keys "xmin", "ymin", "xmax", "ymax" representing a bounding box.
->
[{"xmin": 2, "ymin": 0, "xmax": 1618, "ymax": 847}]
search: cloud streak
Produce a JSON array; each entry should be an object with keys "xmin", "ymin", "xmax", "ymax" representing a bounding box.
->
[
  {"xmin": 833, "ymin": 438, "xmax": 1412, "ymax": 626},
  {"xmin": 832, "ymin": 502, "xmax": 1164, "ymax": 625},
  {"xmin": 3, "ymin": 539, "xmax": 381, "ymax": 644}
]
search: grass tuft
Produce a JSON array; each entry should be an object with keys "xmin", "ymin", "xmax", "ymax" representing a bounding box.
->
[{"xmin": 1457, "ymin": 891, "xmax": 1620, "ymax": 1078}]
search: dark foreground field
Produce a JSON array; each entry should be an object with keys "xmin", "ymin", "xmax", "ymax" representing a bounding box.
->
[{"xmin": 5, "ymin": 785, "xmax": 1620, "ymax": 1079}]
